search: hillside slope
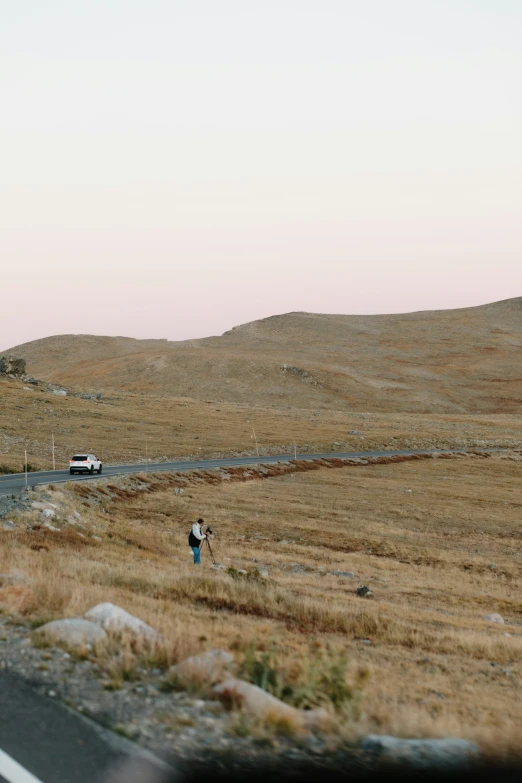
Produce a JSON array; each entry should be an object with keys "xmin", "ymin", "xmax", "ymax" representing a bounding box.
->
[{"xmin": 6, "ymin": 297, "xmax": 522, "ymax": 413}]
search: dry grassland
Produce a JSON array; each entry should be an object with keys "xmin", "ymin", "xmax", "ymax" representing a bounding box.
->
[
  {"xmin": 1, "ymin": 377, "xmax": 522, "ymax": 472},
  {"xmin": 2, "ymin": 454, "xmax": 522, "ymax": 750},
  {"xmin": 9, "ymin": 297, "xmax": 522, "ymax": 413}
]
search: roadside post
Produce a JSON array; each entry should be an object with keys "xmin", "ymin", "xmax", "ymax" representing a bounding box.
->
[{"xmin": 252, "ymin": 427, "xmax": 259, "ymax": 457}]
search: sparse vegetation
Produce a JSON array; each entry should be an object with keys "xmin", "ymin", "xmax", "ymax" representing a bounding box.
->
[
  {"xmin": 8, "ymin": 298, "xmax": 522, "ymax": 413},
  {"xmin": 238, "ymin": 643, "xmax": 363, "ymax": 714},
  {"xmin": 2, "ymin": 452, "xmax": 522, "ymax": 748},
  {"xmin": 2, "ymin": 373, "xmax": 522, "ymax": 472},
  {"xmin": 0, "ymin": 462, "xmax": 41, "ymax": 475}
]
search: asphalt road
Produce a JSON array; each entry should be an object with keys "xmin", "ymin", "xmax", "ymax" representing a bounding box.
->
[
  {"xmin": 0, "ymin": 448, "xmax": 470, "ymax": 496},
  {"xmin": 0, "ymin": 672, "xmax": 171, "ymax": 783}
]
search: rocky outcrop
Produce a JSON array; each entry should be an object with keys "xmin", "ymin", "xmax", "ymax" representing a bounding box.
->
[
  {"xmin": 0, "ymin": 354, "xmax": 26, "ymax": 377},
  {"xmin": 483, "ymin": 612, "xmax": 504, "ymax": 624},
  {"xmin": 213, "ymin": 678, "xmax": 329, "ymax": 730},
  {"xmin": 168, "ymin": 649, "xmax": 235, "ymax": 687},
  {"xmin": 84, "ymin": 602, "xmax": 159, "ymax": 640},
  {"xmin": 34, "ymin": 618, "xmax": 108, "ymax": 647}
]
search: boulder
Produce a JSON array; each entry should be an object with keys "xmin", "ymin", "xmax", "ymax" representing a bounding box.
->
[
  {"xmin": 31, "ymin": 501, "xmax": 57, "ymax": 511},
  {"xmin": 213, "ymin": 678, "xmax": 328, "ymax": 730},
  {"xmin": 361, "ymin": 735, "xmax": 479, "ymax": 768},
  {"xmin": 330, "ymin": 570, "xmax": 355, "ymax": 578},
  {"xmin": 84, "ymin": 602, "xmax": 159, "ymax": 640},
  {"xmin": 41, "ymin": 509, "xmax": 56, "ymax": 519},
  {"xmin": 34, "ymin": 618, "xmax": 107, "ymax": 647},
  {"xmin": 483, "ymin": 613, "xmax": 504, "ymax": 624},
  {"xmin": 356, "ymin": 585, "xmax": 374, "ymax": 598},
  {"xmin": 169, "ymin": 649, "xmax": 234, "ymax": 686},
  {"xmin": 1, "ymin": 521, "xmax": 16, "ymax": 530},
  {"xmin": 0, "ymin": 354, "xmax": 26, "ymax": 377}
]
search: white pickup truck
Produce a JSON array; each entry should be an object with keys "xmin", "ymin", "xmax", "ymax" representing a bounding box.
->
[{"xmin": 69, "ymin": 454, "xmax": 103, "ymax": 475}]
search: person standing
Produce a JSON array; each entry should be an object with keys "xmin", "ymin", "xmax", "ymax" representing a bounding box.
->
[{"xmin": 188, "ymin": 518, "xmax": 206, "ymax": 565}]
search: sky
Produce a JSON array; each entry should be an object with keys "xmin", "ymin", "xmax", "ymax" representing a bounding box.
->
[{"xmin": 1, "ymin": 0, "xmax": 521, "ymax": 349}]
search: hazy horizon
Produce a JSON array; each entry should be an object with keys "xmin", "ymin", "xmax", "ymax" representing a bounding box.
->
[{"xmin": 2, "ymin": 1, "xmax": 521, "ymax": 351}]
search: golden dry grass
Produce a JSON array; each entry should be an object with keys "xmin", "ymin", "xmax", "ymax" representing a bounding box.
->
[
  {"xmin": 1, "ymin": 376, "xmax": 522, "ymax": 472},
  {"xmin": 8, "ymin": 297, "xmax": 522, "ymax": 413},
  {"xmin": 2, "ymin": 453, "xmax": 522, "ymax": 748}
]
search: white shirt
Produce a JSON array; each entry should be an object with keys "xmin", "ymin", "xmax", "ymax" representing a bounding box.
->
[{"xmin": 191, "ymin": 523, "xmax": 206, "ymax": 541}]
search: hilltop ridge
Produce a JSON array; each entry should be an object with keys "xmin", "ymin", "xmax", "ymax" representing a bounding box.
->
[{"xmin": 5, "ymin": 297, "xmax": 522, "ymax": 413}]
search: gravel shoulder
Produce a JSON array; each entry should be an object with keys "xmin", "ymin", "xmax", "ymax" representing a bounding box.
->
[{"xmin": 0, "ymin": 619, "xmax": 367, "ymax": 773}]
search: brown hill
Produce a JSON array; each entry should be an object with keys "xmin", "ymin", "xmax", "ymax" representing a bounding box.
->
[{"xmin": 6, "ymin": 297, "xmax": 522, "ymax": 413}]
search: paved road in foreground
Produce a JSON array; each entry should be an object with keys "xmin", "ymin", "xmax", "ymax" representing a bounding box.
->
[
  {"xmin": 0, "ymin": 448, "xmax": 486, "ymax": 496},
  {"xmin": 0, "ymin": 672, "xmax": 171, "ymax": 783}
]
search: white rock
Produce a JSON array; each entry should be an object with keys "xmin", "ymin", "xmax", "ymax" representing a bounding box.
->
[
  {"xmin": 483, "ymin": 613, "xmax": 504, "ymax": 624},
  {"xmin": 2, "ymin": 521, "xmax": 16, "ymax": 530},
  {"xmin": 213, "ymin": 678, "xmax": 328, "ymax": 729},
  {"xmin": 85, "ymin": 602, "xmax": 158, "ymax": 639},
  {"xmin": 31, "ymin": 501, "xmax": 57, "ymax": 511},
  {"xmin": 35, "ymin": 618, "xmax": 107, "ymax": 648},
  {"xmin": 42, "ymin": 521, "xmax": 60, "ymax": 531},
  {"xmin": 51, "ymin": 389, "xmax": 67, "ymax": 396},
  {"xmin": 170, "ymin": 649, "xmax": 234, "ymax": 685},
  {"xmin": 41, "ymin": 509, "xmax": 56, "ymax": 519},
  {"xmin": 361, "ymin": 735, "xmax": 479, "ymax": 768}
]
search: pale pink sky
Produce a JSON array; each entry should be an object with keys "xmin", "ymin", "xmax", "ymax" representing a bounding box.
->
[{"xmin": 1, "ymin": 1, "xmax": 521, "ymax": 350}]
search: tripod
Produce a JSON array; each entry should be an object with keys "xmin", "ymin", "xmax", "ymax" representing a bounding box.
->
[{"xmin": 202, "ymin": 536, "xmax": 217, "ymax": 565}]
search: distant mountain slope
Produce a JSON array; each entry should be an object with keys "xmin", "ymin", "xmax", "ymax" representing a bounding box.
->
[{"xmin": 6, "ymin": 298, "xmax": 522, "ymax": 413}]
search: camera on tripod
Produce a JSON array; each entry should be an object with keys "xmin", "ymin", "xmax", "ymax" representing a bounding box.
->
[{"xmin": 205, "ymin": 526, "xmax": 213, "ymax": 536}]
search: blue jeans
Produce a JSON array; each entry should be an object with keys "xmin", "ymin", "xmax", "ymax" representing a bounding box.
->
[{"xmin": 192, "ymin": 546, "xmax": 201, "ymax": 565}]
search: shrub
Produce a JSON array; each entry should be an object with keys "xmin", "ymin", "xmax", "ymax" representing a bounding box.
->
[
  {"xmin": 226, "ymin": 567, "xmax": 267, "ymax": 585},
  {"xmin": 238, "ymin": 643, "xmax": 367, "ymax": 715},
  {"xmin": 0, "ymin": 463, "xmax": 42, "ymax": 474}
]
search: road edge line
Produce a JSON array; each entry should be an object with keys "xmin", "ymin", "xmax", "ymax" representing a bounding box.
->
[{"xmin": 0, "ymin": 748, "xmax": 45, "ymax": 783}]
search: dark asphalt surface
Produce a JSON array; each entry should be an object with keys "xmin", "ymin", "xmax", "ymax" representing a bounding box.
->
[
  {"xmin": 0, "ymin": 672, "xmax": 171, "ymax": 783},
  {"xmin": 0, "ymin": 448, "xmax": 473, "ymax": 496}
]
